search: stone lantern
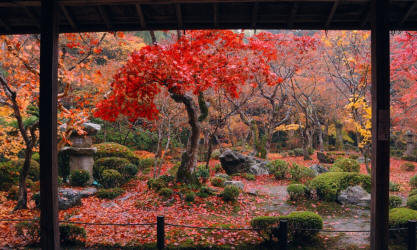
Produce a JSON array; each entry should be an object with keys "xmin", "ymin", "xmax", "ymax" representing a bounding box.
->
[
  {"xmin": 60, "ymin": 122, "xmax": 101, "ymax": 184},
  {"xmin": 405, "ymin": 130, "xmax": 415, "ymax": 158}
]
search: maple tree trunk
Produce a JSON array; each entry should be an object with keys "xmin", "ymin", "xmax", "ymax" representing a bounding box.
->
[
  {"xmin": 15, "ymin": 147, "xmax": 32, "ymax": 210},
  {"xmin": 317, "ymin": 126, "xmax": 324, "ymax": 152},
  {"xmin": 335, "ymin": 121, "xmax": 344, "ymax": 151},
  {"xmin": 170, "ymin": 93, "xmax": 200, "ymax": 185}
]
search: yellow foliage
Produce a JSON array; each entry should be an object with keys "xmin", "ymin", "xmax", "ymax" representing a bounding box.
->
[{"xmin": 274, "ymin": 123, "xmax": 302, "ymax": 132}]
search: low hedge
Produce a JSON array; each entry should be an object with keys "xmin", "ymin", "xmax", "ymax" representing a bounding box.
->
[
  {"xmin": 101, "ymin": 169, "xmax": 123, "ymax": 188},
  {"xmin": 332, "ymin": 158, "xmax": 360, "ymax": 172},
  {"xmin": 250, "ymin": 216, "xmax": 280, "ymax": 241},
  {"xmin": 410, "ymin": 189, "xmax": 417, "ymax": 197},
  {"xmin": 96, "ymin": 188, "xmax": 124, "ymax": 199},
  {"xmin": 407, "ymin": 195, "xmax": 417, "ymax": 210},
  {"xmin": 287, "ymin": 184, "xmax": 310, "ymax": 201},
  {"xmin": 289, "ymin": 163, "xmax": 315, "ymax": 182},
  {"xmin": 93, "ymin": 142, "xmax": 140, "ymax": 165},
  {"xmin": 69, "ymin": 170, "xmax": 90, "ymax": 187},
  {"xmin": 410, "ymin": 175, "xmax": 417, "ymax": 188},
  {"xmin": 309, "ymin": 172, "xmax": 371, "ymax": 201},
  {"xmin": 267, "ymin": 160, "xmax": 288, "ymax": 180},
  {"xmin": 221, "ymin": 185, "xmax": 240, "ymax": 202},
  {"xmin": 389, "ymin": 208, "xmax": 417, "ymax": 242}
]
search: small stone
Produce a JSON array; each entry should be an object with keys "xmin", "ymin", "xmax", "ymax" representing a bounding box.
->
[
  {"xmin": 246, "ymin": 189, "xmax": 258, "ymax": 196},
  {"xmin": 309, "ymin": 164, "xmax": 328, "ymax": 176},
  {"xmin": 337, "ymin": 185, "xmax": 371, "ymax": 207},
  {"xmin": 79, "ymin": 187, "xmax": 97, "ymax": 197},
  {"xmin": 224, "ymin": 180, "xmax": 244, "ymax": 190},
  {"xmin": 58, "ymin": 188, "xmax": 82, "ymax": 210},
  {"xmin": 248, "ymin": 162, "xmax": 269, "ymax": 176}
]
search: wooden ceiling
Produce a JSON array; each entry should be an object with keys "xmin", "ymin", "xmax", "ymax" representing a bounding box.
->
[{"xmin": 0, "ymin": 0, "xmax": 416, "ymax": 34}]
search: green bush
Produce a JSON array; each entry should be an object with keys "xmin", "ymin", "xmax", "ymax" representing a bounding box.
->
[
  {"xmin": 185, "ymin": 191, "xmax": 196, "ymax": 202},
  {"xmin": 329, "ymin": 166, "xmax": 343, "ymax": 172},
  {"xmin": 389, "ymin": 181, "xmax": 400, "ymax": 192},
  {"xmin": 0, "ymin": 162, "xmax": 19, "ymax": 191},
  {"xmin": 267, "ymin": 160, "xmax": 288, "ymax": 180},
  {"xmin": 390, "ymin": 195, "xmax": 402, "ymax": 209},
  {"xmin": 94, "ymin": 142, "xmax": 140, "ymax": 165},
  {"xmin": 94, "ymin": 157, "xmax": 131, "ymax": 179},
  {"xmin": 7, "ymin": 185, "xmax": 19, "ymax": 200},
  {"xmin": 197, "ymin": 185, "xmax": 214, "ymax": 198},
  {"xmin": 69, "ymin": 170, "xmax": 90, "ymax": 187},
  {"xmin": 138, "ymin": 158, "xmax": 155, "ymax": 170},
  {"xmin": 221, "ymin": 185, "xmax": 240, "ymax": 202},
  {"xmin": 101, "ymin": 169, "xmax": 123, "ymax": 188},
  {"xmin": 287, "ymin": 184, "xmax": 310, "ymax": 201},
  {"xmin": 389, "ymin": 208, "xmax": 417, "ymax": 228},
  {"xmin": 96, "ymin": 188, "xmax": 124, "ymax": 199},
  {"xmin": 410, "ymin": 189, "xmax": 417, "ymax": 197},
  {"xmin": 195, "ymin": 165, "xmax": 209, "ymax": 179},
  {"xmin": 410, "ymin": 175, "xmax": 417, "ymax": 188},
  {"xmin": 211, "ymin": 177, "xmax": 225, "ymax": 187},
  {"xmin": 289, "ymin": 163, "xmax": 315, "ymax": 182},
  {"xmin": 159, "ymin": 175, "xmax": 175, "ymax": 184},
  {"xmin": 348, "ymin": 154, "xmax": 359, "ymax": 160},
  {"xmin": 307, "ymin": 147, "xmax": 314, "ymax": 156},
  {"xmin": 31, "ymin": 153, "xmax": 40, "ymax": 163},
  {"xmin": 401, "ymin": 155, "xmax": 417, "ymax": 162},
  {"xmin": 59, "ymin": 224, "xmax": 86, "ymax": 245},
  {"xmin": 242, "ymin": 173, "xmax": 255, "ymax": 181},
  {"xmin": 159, "ymin": 187, "xmax": 174, "ymax": 199},
  {"xmin": 293, "ymin": 148, "xmax": 304, "ymax": 156},
  {"xmin": 288, "ymin": 150, "xmax": 295, "ymax": 156},
  {"xmin": 250, "ymin": 216, "xmax": 280, "ymax": 241},
  {"xmin": 147, "ymin": 178, "xmax": 168, "ymax": 191},
  {"xmin": 279, "ymin": 211, "xmax": 323, "ymax": 241},
  {"xmin": 401, "ymin": 162, "xmax": 415, "ymax": 171},
  {"xmin": 407, "ymin": 195, "xmax": 417, "ymax": 210},
  {"xmin": 309, "ymin": 172, "xmax": 371, "ymax": 201},
  {"xmin": 214, "ymin": 163, "xmax": 223, "ymax": 173},
  {"xmin": 332, "ymin": 158, "xmax": 360, "ymax": 172}
]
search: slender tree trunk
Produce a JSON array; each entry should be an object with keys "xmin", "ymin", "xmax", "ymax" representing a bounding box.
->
[
  {"xmin": 324, "ymin": 121, "xmax": 329, "ymax": 150},
  {"xmin": 317, "ymin": 125, "xmax": 324, "ymax": 152},
  {"xmin": 335, "ymin": 121, "xmax": 344, "ymax": 151},
  {"xmin": 154, "ymin": 126, "xmax": 163, "ymax": 178},
  {"xmin": 170, "ymin": 93, "xmax": 200, "ymax": 185},
  {"xmin": 15, "ymin": 148, "xmax": 32, "ymax": 210}
]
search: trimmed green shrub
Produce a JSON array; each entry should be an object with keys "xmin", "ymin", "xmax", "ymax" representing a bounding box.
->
[
  {"xmin": 309, "ymin": 172, "xmax": 371, "ymax": 201},
  {"xmin": 293, "ymin": 148, "xmax": 304, "ymax": 156},
  {"xmin": 389, "ymin": 181, "xmax": 400, "ymax": 192},
  {"xmin": 185, "ymin": 191, "xmax": 196, "ymax": 202},
  {"xmin": 288, "ymin": 150, "xmax": 295, "ymax": 156},
  {"xmin": 197, "ymin": 185, "xmax": 215, "ymax": 198},
  {"xmin": 0, "ymin": 162, "xmax": 19, "ymax": 191},
  {"xmin": 250, "ymin": 216, "xmax": 280, "ymax": 241},
  {"xmin": 410, "ymin": 189, "xmax": 417, "ymax": 197},
  {"xmin": 389, "ymin": 208, "xmax": 417, "ymax": 228},
  {"xmin": 159, "ymin": 175, "xmax": 175, "ymax": 184},
  {"xmin": 101, "ymin": 169, "xmax": 123, "ymax": 188},
  {"xmin": 69, "ymin": 170, "xmax": 90, "ymax": 187},
  {"xmin": 159, "ymin": 187, "xmax": 174, "ymax": 199},
  {"xmin": 94, "ymin": 142, "xmax": 140, "ymax": 165},
  {"xmin": 390, "ymin": 195, "xmax": 402, "ymax": 209},
  {"xmin": 289, "ymin": 163, "xmax": 315, "ymax": 182},
  {"xmin": 94, "ymin": 157, "xmax": 131, "ymax": 177},
  {"xmin": 7, "ymin": 185, "xmax": 19, "ymax": 200},
  {"xmin": 147, "ymin": 178, "xmax": 167, "ymax": 191},
  {"xmin": 96, "ymin": 188, "xmax": 124, "ymax": 199},
  {"xmin": 138, "ymin": 158, "xmax": 155, "ymax": 170},
  {"xmin": 211, "ymin": 177, "xmax": 225, "ymax": 187},
  {"xmin": 410, "ymin": 175, "xmax": 417, "ymax": 188},
  {"xmin": 332, "ymin": 158, "xmax": 360, "ymax": 172},
  {"xmin": 221, "ymin": 185, "xmax": 240, "ymax": 202},
  {"xmin": 242, "ymin": 173, "xmax": 255, "ymax": 181},
  {"xmin": 401, "ymin": 162, "xmax": 415, "ymax": 172},
  {"xmin": 329, "ymin": 166, "xmax": 343, "ymax": 172},
  {"xmin": 407, "ymin": 195, "xmax": 417, "ymax": 210},
  {"xmin": 195, "ymin": 165, "xmax": 210, "ymax": 179},
  {"xmin": 348, "ymin": 154, "xmax": 359, "ymax": 160},
  {"xmin": 287, "ymin": 184, "xmax": 310, "ymax": 201},
  {"xmin": 267, "ymin": 160, "xmax": 288, "ymax": 180},
  {"xmin": 31, "ymin": 153, "xmax": 40, "ymax": 163},
  {"xmin": 401, "ymin": 155, "xmax": 417, "ymax": 162},
  {"xmin": 59, "ymin": 224, "xmax": 86, "ymax": 245},
  {"xmin": 279, "ymin": 211, "xmax": 323, "ymax": 241}
]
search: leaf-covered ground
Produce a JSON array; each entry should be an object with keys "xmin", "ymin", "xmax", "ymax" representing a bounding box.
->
[{"xmin": 0, "ymin": 153, "xmax": 415, "ymax": 248}]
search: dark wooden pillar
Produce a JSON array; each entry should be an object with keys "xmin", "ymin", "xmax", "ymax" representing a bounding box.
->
[
  {"xmin": 39, "ymin": 0, "xmax": 60, "ymax": 249},
  {"xmin": 370, "ymin": 0, "xmax": 390, "ymax": 249}
]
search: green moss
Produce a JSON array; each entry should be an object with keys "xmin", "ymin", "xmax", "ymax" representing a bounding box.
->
[
  {"xmin": 93, "ymin": 142, "xmax": 140, "ymax": 165},
  {"xmin": 389, "ymin": 208, "xmax": 417, "ymax": 228}
]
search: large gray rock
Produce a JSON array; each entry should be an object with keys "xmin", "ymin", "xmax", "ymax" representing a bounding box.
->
[
  {"xmin": 58, "ymin": 188, "xmax": 82, "ymax": 210},
  {"xmin": 224, "ymin": 180, "xmax": 244, "ymax": 190},
  {"xmin": 219, "ymin": 149, "xmax": 269, "ymax": 175},
  {"xmin": 337, "ymin": 185, "xmax": 371, "ymax": 207},
  {"xmin": 309, "ymin": 164, "xmax": 328, "ymax": 176}
]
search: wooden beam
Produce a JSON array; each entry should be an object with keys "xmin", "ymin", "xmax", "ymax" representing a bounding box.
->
[
  {"xmin": 97, "ymin": 5, "xmax": 112, "ymax": 29},
  {"xmin": 325, "ymin": 0, "xmax": 339, "ymax": 28},
  {"xmin": 288, "ymin": 2, "xmax": 298, "ymax": 28},
  {"xmin": 39, "ymin": 0, "xmax": 60, "ymax": 249},
  {"xmin": 370, "ymin": 0, "xmax": 390, "ymax": 249},
  {"xmin": 251, "ymin": 1, "xmax": 259, "ymax": 28},
  {"xmin": 175, "ymin": 3, "xmax": 183, "ymax": 28},
  {"xmin": 360, "ymin": 3, "xmax": 371, "ymax": 28},
  {"xmin": 23, "ymin": 6, "xmax": 40, "ymax": 28},
  {"xmin": 213, "ymin": 3, "xmax": 218, "ymax": 27},
  {"xmin": 399, "ymin": 0, "xmax": 417, "ymax": 26},
  {"xmin": 135, "ymin": 4, "xmax": 146, "ymax": 28},
  {"xmin": 60, "ymin": 5, "xmax": 78, "ymax": 30},
  {"xmin": 0, "ymin": 17, "xmax": 11, "ymax": 32}
]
